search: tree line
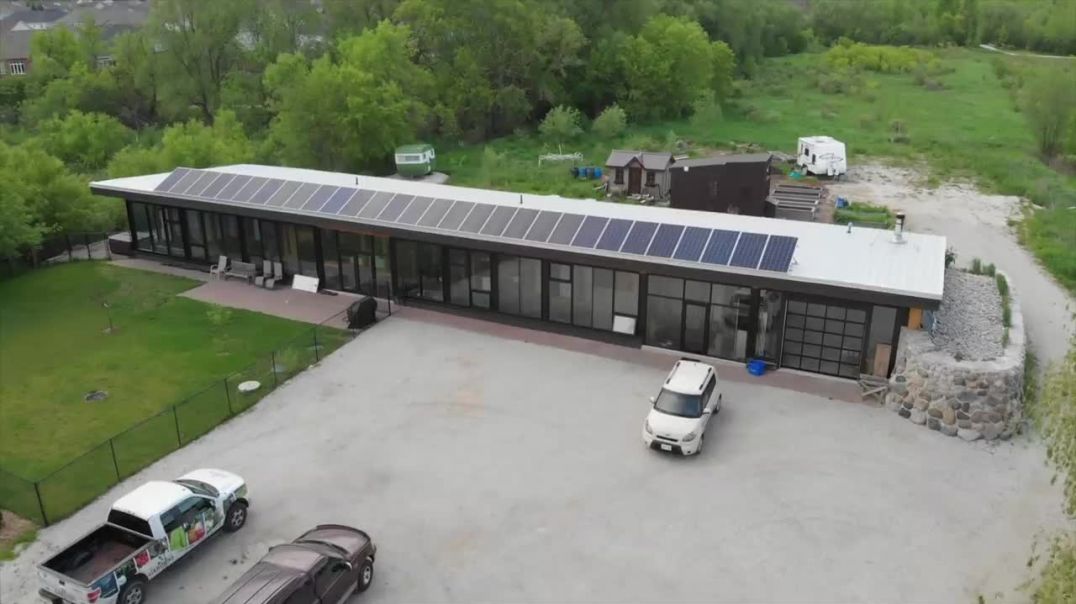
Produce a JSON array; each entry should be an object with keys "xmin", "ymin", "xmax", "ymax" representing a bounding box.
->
[{"xmin": 1, "ymin": 0, "xmax": 1074, "ymax": 259}]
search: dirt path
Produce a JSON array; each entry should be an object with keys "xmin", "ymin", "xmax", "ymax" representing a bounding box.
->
[
  {"xmin": 979, "ymin": 44, "xmax": 1075, "ymax": 61},
  {"xmin": 829, "ymin": 164, "xmax": 1074, "ymax": 366}
]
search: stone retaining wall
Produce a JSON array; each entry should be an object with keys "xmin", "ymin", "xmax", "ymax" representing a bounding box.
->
[{"xmin": 884, "ymin": 277, "xmax": 1025, "ymax": 442}]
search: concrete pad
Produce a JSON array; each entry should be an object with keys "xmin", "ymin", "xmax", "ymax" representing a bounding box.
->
[
  {"xmin": 2, "ymin": 318, "xmax": 1069, "ymax": 604},
  {"xmin": 180, "ymin": 280, "xmax": 360, "ymax": 325}
]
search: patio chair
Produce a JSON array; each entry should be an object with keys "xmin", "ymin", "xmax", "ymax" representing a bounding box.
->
[
  {"xmin": 255, "ymin": 260, "xmax": 273, "ymax": 288},
  {"xmin": 265, "ymin": 261, "xmax": 284, "ymax": 290},
  {"xmin": 209, "ymin": 255, "xmax": 229, "ymax": 279}
]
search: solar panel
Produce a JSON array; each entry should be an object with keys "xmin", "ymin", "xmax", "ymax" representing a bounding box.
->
[
  {"xmin": 547, "ymin": 214, "xmax": 584, "ymax": 245},
  {"xmin": 377, "ymin": 194, "xmax": 414, "ymax": 222},
  {"xmin": 524, "ymin": 211, "xmax": 562, "ymax": 242},
  {"xmin": 232, "ymin": 177, "xmax": 269, "ymax": 203},
  {"xmin": 672, "ymin": 227, "xmax": 711, "ymax": 262},
  {"xmin": 595, "ymin": 219, "xmax": 632, "ymax": 252},
  {"xmin": 502, "ymin": 208, "xmax": 539, "ymax": 239},
  {"xmin": 571, "ymin": 216, "xmax": 608, "ymax": 248},
  {"xmin": 265, "ymin": 181, "xmax": 301, "ymax": 207},
  {"xmin": 480, "ymin": 206, "xmax": 518, "ymax": 236},
  {"xmin": 218, "ymin": 175, "xmax": 251, "ymax": 200},
  {"xmin": 700, "ymin": 230, "xmax": 739, "ymax": 265},
  {"xmin": 398, "ymin": 197, "xmax": 434, "ymax": 225},
  {"xmin": 645, "ymin": 224, "xmax": 685, "ymax": 258},
  {"xmin": 417, "ymin": 198, "xmax": 453, "ymax": 227},
  {"xmin": 202, "ymin": 174, "xmax": 236, "ymax": 199},
  {"xmin": 437, "ymin": 201, "xmax": 474, "ymax": 230},
  {"xmin": 459, "ymin": 203, "xmax": 496, "ymax": 233},
  {"xmin": 155, "ymin": 168, "xmax": 191, "ymax": 192},
  {"xmin": 620, "ymin": 222, "xmax": 658, "ymax": 255},
  {"xmin": 320, "ymin": 188, "xmax": 356, "ymax": 215},
  {"xmin": 340, "ymin": 189, "xmax": 374, "ymax": 216},
  {"xmin": 172, "ymin": 170, "xmax": 206, "ymax": 195},
  {"xmin": 758, "ymin": 235, "xmax": 797, "ymax": 272},
  {"xmin": 248, "ymin": 179, "xmax": 284, "ymax": 205},
  {"xmin": 284, "ymin": 183, "xmax": 320, "ymax": 209},
  {"xmin": 730, "ymin": 232, "xmax": 768, "ymax": 268},
  {"xmin": 358, "ymin": 191, "xmax": 394, "ymax": 218},
  {"xmin": 186, "ymin": 172, "xmax": 223, "ymax": 197},
  {"xmin": 302, "ymin": 185, "xmax": 338, "ymax": 211}
]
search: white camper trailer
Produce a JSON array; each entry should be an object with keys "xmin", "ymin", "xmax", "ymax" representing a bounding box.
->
[{"xmin": 796, "ymin": 136, "xmax": 847, "ymax": 178}]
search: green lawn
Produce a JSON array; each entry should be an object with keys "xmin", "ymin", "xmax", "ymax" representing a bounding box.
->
[
  {"xmin": 438, "ymin": 48, "xmax": 1076, "ymax": 293},
  {"xmin": 0, "ymin": 262, "xmax": 349, "ymax": 522}
]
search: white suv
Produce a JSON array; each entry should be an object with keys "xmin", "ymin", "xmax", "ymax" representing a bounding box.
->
[{"xmin": 643, "ymin": 359, "xmax": 722, "ymax": 455}]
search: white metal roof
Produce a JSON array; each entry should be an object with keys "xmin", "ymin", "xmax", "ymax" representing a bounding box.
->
[
  {"xmin": 112, "ymin": 481, "xmax": 192, "ymax": 519},
  {"xmin": 93, "ymin": 164, "xmax": 946, "ymax": 302},
  {"xmin": 664, "ymin": 359, "xmax": 714, "ymax": 395}
]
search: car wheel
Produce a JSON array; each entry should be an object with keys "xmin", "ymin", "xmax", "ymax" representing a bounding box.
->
[
  {"xmin": 356, "ymin": 557, "xmax": 374, "ymax": 593},
  {"xmin": 119, "ymin": 577, "xmax": 148, "ymax": 604},
  {"xmin": 224, "ymin": 501, "xmax": 248, "ymax": 532}
]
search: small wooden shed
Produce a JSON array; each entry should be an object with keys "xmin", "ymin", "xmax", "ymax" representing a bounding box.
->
[
  {"xmin": 604, "ymin": 150, "xmax": 674, "ymax": 197},
  {"xmin": 669, "ymin": 153, "xmax": 772, "ymax": 216}
]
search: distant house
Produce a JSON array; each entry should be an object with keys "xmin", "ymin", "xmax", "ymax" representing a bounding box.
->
[
  {"xmin": 604, "ymin": 150, "xmax": 674, "ymax": 197},
  {"xmin": 669, "ymin": 153, "xmax": 773, "ymax": 216},
  {"xmin": 0, "ymin": 1, "xmax": 149, "ymax": 77}
]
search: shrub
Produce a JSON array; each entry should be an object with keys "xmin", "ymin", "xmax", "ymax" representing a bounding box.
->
[
  {"xmin": 970, "ymin": 258, "xmax": 983, "ymax": 274},
  {"xmin": 591, "ymin": 104, "xmax": 627, "ymax": 139},
  {"xmin": 824, "ymin": 42, "xmax": 935, "ymax": 74},
  {"xmin": 1002, "ymin": 301, "xmax": 1012, "ymax": 327},
  {"xmin": 945, "ymin": 247, "xmax": 957, "ymax": 268},
  {"xmin": 538, "ymin": 105, "xmax": 583, "ymax": 143},
  {"xmin": 983, "ymin": 263, "xmax": 997, "ymax": 277},
  {"xmin": 996, "ymin": 273, "xmax": 1009, "ymax": 298}
]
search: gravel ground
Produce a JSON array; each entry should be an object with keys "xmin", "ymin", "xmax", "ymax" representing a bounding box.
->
[
  {"xmin": 1, "ymin": 318, "xmax": 1069, "ymax": 604},
  {"xmin": 828, "ymin": 164, "xmax": 1074, "ymax": 366},
  {"xmin": 932, "ymin": 269, "xmax": 1005, "ymax": 360}
]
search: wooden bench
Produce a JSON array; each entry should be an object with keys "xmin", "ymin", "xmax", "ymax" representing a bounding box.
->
[{"xmin": 225, "ymin": 261, "xmax": 258, "ymax": 283}]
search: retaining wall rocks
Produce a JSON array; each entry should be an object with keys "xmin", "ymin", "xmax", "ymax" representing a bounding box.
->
[{"xmin": 884, "ymin": 274, "xmax": 1025, "ymax": 442}]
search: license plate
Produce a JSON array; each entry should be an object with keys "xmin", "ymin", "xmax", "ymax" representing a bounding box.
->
[{"xmin": 660, "ymin": 444, "xmax": 672, "ymax": 451}]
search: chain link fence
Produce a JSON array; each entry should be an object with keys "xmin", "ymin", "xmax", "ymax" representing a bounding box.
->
[
  {"xmin": 2, "ymin": 232, "xmax": 113, "ymax": 280},
  {"xmin": 0, "ymin": 302, "xmax": 389, "ymax": 525}
]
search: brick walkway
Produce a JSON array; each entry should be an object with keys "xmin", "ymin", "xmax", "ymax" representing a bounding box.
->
[{"xmin": 392, "ymin": 305, "xmax": 864, "ymax": 403}]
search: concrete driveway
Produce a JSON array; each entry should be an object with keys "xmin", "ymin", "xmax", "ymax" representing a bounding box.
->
[{"xmin": 2, "ymin": 317, "xmax": 1068, "ymax": 603}]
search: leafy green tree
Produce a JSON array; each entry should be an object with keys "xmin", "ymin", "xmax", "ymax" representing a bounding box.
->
[
  {"xmin": 107, "ymin": 110, "xmax": 255, "ymax": 177},
  {"xmin": 20, "ymin": 64, "xmax": 121, "ymax": 125},
  {"xmin": 0, "ymin": 187, "xmax": 44, "ymax": 260},
  {"xmin": 539, "ymin": 105, "xmax": 583, "ymax": 143},
  {"xmin": 322, "ymin": 0, "xmax": 401, "ymax": 36},
  {"xmin": 1024, "ymin": 70, "xmax": 1076, "ymax": 157},
  {"xmin": 110, "ymin": 31, "xmax": 163, "ymax": 127},
  {"xmin": 39, "ymin": 111, "xmax": 132, "ymax": 171},
  {"xmin": 621, "ymin": 16, "xmax": 735, "ymax": 121},
  {"xmin": 150, "ymin": 0, "xmax": 252, "ymax": 123},
  {"xmin": 28, "ymin": 26, "xmax": 83, "ymax": 80},
  {"xmin": 591, "ymin": 104, "xmax": 627, "ymax": 139}
]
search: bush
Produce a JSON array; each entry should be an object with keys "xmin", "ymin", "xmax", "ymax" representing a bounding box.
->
[
  {"xmin": 538, "ymin": 105, "xmax": 583, "ymax": 143},
  {"xmin": 591, "ymin": 105, "xmax": 627, "ymax": 139},
  {"xmin": 970, "ymin": 258, "xmax": 983, "ymax": 274},
  {"xmin": 996, "ymin": 273, "xmax": 1009, "ymax": 298},
  {"xmin": 983, "ymin": 263, "xmax": 996, "ymax": 277},
  {"xmin": 824, "ymin": 42, "xmax": 935, "ymax": 74}
]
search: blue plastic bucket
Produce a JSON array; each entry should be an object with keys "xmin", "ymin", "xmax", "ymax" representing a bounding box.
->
[{"xmin": 747, "ymin": 359, "xmax": 767, "ymax": 376}]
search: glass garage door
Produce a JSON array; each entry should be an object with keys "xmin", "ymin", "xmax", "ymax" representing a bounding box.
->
[{"xmin": 781, "ymin": 299, "xmax": 867, "ymax": 379}]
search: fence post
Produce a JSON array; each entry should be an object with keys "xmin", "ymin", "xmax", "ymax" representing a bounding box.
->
[
  {"xmin": 313, "ymin": 328, "xmax": 320, "ymax": 363},
  {"xmin": 224, "ymin": 379, "xmax": 233, "ymax": 416},
  {"xmin": 271, "ymin": 351, "xmax": 278, "ymax": 388},
  {"xmin": 65, "ymin": 234, "xmax": 73, "ymax": 262},
  {"xmin": 34, "ymin": 482, "xmax": 49, "ymax": 526},
  {"xmin": 108, "ymin": 438, "xmax": 121, "ymax": 481},
  {"xmin": 84, "ymin": 234, "xmax": 91, "ymax": 260},
  {"xmin": 172, "ymin": 404, "xmax": 182, "ymax": 444}
]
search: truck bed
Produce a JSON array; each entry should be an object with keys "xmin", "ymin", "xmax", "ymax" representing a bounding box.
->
[{"xmin": 42, "ymin": 524, "xmax": 150, "ymax": 585}]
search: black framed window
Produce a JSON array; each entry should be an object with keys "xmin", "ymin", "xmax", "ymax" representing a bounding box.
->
[
  {"xmin": 496, "ymin": 255, "xmax": 540, "ymax": 318},
  {"xmin": 280, "ymin": 224, "xmax": 300, "ymax": 276},
  {"xmin": 395, "ymin": 239, "xmax": 443, "ymax": 302},
  {"xmin": 470, "ymin": 251, "xmax": 492, "ymax": 308},
  {"xmin": 187, "ymin": 211, "xmax": 207, "ymax": 261},
  {"xmin": 646, "ymin": 170, "xmax": 656, "ymax": 186},
  {"xmin": 548, "ymin": 263, "xmax": 572, "ymax": 323},
  {"xmin": 130, "ymin": 202, "xmax": 153, "ymax": 253},
  {"xmin": 320, "ymin": 230, "xmax": 342, "ymax": 290},
  {"xmin": 220, "ymin": 215, "xmax": 242, "ymax": 260},
  {"xmin": 614, "ymin": 168, "xmax": 624, "ymax": 184},
  {"xmin": 449, "ymin": 249, "xmax": 470, "ymax": 306},
  {"xmin": 781, "ymin": 298, "xmax": 867, "ymax": 378},
  {"xmin": 373, "ymin": 237, "xmax": 391, "ymax": 298}
]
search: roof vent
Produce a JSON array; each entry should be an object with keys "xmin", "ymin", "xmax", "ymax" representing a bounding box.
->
[{"xmin": 892, "ymin": 211, "xmax": 907, "ymax": 244}]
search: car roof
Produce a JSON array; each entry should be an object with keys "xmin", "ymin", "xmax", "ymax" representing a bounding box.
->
[
  {"xmin": 213, "ymin": 561, "xmax": 306, "ymax": 604},
  {"xmin": 663, "ymin": 359, "xmax": 714, "ymax": 395},
  {"xmin": 112, "ymin": 481, "xmax": 192, "ymax": 519}
]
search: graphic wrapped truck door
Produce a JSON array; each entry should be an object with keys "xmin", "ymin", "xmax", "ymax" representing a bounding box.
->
[{"xmin": 162, "ymin": 496, "xmax": 223, "ymax": 560}]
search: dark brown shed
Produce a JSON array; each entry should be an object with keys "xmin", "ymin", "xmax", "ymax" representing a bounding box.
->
[{"xmin": 669, "ymin": 153, "xmax": 772, "ymax": 216}]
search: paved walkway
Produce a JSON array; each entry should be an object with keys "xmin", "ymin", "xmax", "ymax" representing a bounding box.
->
[
  {"xmin": 111, "ymin": 257, "xmax": 210, "ymax": 282},
  {"xmin": 181, "ymin": 280, "xmax": 361, "ymax": 325}
]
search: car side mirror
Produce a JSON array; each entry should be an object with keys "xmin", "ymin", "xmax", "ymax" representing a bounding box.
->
[
  {"xmin": 649, "ymin": 396, "xmax": 656, "ymax": 404},
  {"xmin": 703, "ymin": 408, "xmax": 712, "ymax": 415},
  {"xmin": 335, "ymin": 560, "xmax": 353, "ymax": 572}
]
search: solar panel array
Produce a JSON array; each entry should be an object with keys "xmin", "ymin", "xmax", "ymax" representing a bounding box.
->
[{"xmin": 153, "ymin": 168, "xmax": 798, "ymax": 273}]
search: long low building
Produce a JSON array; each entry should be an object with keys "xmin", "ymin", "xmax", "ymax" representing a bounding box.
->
[{"xmin": 91, "ymin": 164, "xmax": 946, "ymax": 380}]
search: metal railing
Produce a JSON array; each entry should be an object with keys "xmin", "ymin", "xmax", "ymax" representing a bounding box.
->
[
  {"xmin": 0, "ymin": 304, "xmax": 390, "ymax": 526},
  {"xmin": 1, "ymin": 231, "xmax": 113, "ymax": 280}
]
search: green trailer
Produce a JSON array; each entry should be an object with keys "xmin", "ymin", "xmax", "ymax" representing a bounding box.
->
[{"xmin": 394, "ymin": 144, "xmax": 436, "ymax": 178}]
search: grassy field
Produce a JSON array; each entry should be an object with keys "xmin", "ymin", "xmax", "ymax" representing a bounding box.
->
[
  {"xmin": 0, "ymin": 262, "xmax": 350, "ymax": 522},
  {"xmin": 438, "ymin": 48, "xmax": 1076, "ymax": 293}
]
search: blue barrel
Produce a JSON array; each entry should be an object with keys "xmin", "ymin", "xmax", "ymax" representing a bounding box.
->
[
  {"xmin": 582, "ymin": 167, "xmax": 593, "ymax": 179},
  {"xmin": 836, "ymin": 196, "xmax": 849, "ymax": 209},
  {"xmin": 570, "ymin": 166, "xmax": 579, "ymax": 178},
  {"xmin": 592, "ymin": 167, "xmax": 603, "ymax": 180},
  {"xmin": 747, "ymin": 359, "xmax": 767, "ymax": 376}
]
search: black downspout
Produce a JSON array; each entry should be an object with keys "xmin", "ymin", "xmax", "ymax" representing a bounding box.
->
[
  {"xmin": 746, "ymin": 288, "xmax": 761, "ymax": 361},
  {"xmin": 313, "ymin": 226, "xmax": 325, "ymax": 286},
  {"xmin": 125, "ymin": 200, "xmax": 138, "ymax": 255}
]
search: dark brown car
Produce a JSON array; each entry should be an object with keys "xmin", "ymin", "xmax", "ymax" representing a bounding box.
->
[{"xmin": 214, "ymin": 525, "xmax": 376, "ymax": 604}]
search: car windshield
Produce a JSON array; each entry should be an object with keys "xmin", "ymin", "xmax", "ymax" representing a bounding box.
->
[
  {"xmin": 653, "ymin": 389, "xmax": 703, "ymax": 418},
  {"xmin": 174, "ymin": 479, "xmax": 219, "ymax": 498}
]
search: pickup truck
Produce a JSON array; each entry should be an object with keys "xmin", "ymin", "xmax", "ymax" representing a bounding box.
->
[{"xmin": 38, "ymin": 468, "xmax": 249, "ymax": 604}]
